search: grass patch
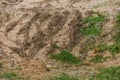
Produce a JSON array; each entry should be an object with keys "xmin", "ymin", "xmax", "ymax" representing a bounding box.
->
[
  {"xmin": 109, "ymin": 44, "xmax": 120, "ymax": 54},
  {"xmin": 80, "ymin": 12, "xmax": 105, "ymax": 36},
  {"xmin": 83, "ymin": 13, "xmax": 105, "ymax": 24},
  {"xmin": 0, "ymin": 72, "xmax": 24, "ymax": 80},
  {"xmin": 116, "ymin": 13, "xmax": 120, "ymax": 26},
  {"xmin": 50, "ymin": 50, "xmax": 79, "ymax": 64},
  {"xmin": 109, "ymin": 13, "xmax": 120, "ymax": 55},
  {"xmin": 91, "ymin": 55, "xmax": 105, "ymax": 63},
  {"xmin": 90, "ymin": 66, "xmax": 120, "ymax": 80},
  {"xmin": 50, "ymin": 74, "xmax": 78, "ymax": 80},
  {"xmin": 113, "ymin": 13, "xmax": 120, "ymax": 44},
  {"xmin": 113, "ymin": 32, "xmax": 120, "ymax": 44},
  {"xmin": 80, "ymin": 25, "xmax": 102, "ymax": 36}
]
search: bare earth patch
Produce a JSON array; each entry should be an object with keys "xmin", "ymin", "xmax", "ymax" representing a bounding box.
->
[{"xmin": 0, "ymin": 0, "xmax": 120, "ymax": 79}]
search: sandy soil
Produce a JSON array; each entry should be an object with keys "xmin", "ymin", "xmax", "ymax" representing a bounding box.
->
[{"xmin": 0, "ymin": 0, "xmax": 120, "ymax": 79}]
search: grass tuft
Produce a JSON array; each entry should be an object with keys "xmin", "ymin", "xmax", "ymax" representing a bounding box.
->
[
  {"xmin": 90, "ymin": 66, "xmax": 120, "ymax": 80},
  {"xmin": 50, "ymin": 74, "xmax": 78, "ymax": 80},
  {"xmin": 116, "ymin": 13, "xmax": 120, "ymax": 26},
  {"xmin": 50, "ymin": 50, "xmax": 79, "ymax": 64},
  {"xmin": 109, "ymin": 44, "xmax": 120, "ymax": 54},
  {"xmin": 0, "ymin": 72, "xmax": 24, "ymax": 80},
  {"xmin": 113, "ymin": 32, "xmax": 120, "ymax": 44},
  {"xmin": 91, "ymin": 55, "xmax": 105, "ymax": 63},
  {"xmin": 80, "ymin": 12, "xmax": 105, "ymax": 36}
]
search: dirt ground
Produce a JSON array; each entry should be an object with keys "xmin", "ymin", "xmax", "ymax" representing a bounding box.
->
[{"xmin": 0, "ymin": 0, "xmax": 120, "ymax": 80}]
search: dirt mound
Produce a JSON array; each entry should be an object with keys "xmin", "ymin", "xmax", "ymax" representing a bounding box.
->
[{"xmin": 0, "ymin": 0, "xmax": 84, "ymax": 70}]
